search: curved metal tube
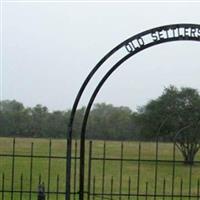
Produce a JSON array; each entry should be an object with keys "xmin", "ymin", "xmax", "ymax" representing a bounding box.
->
[
  {"xmin": 65, "ymin": 23, "xmax": 200, "ymax": 200},
  {"xmin": 79, "ymin": 35, "xmax": 200, "ymax": 199}
]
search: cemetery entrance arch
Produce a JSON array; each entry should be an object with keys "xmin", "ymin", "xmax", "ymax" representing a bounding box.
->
[{"xmin": 66, "ymin": 24, "xmax": 200, "ymax": 200}]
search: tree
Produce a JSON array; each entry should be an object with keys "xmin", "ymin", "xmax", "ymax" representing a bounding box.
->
[
  {"xmin": 30, "ymin": 104, "xmax": 49, "ymax": 137},
  {"xmin": 47, "ymin": 111, "xmax": 68, "ymax": 138},
  {"xmin": 87, "ymin": 103, "xmax": 135, "ymax": 140},
  {"xmin": 0, "ymin": 100, "xmax": 29, "ymax": 136},
  {"xmin": 135, "ymin": 85, "xmax": 200, "ymax": 165}
]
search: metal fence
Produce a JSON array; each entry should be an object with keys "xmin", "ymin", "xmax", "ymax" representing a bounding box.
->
[
  {"xmin": 86, "ymin": 140, "xmax": 200, "ymax": 200},
  {"xmin": 0, "ymin": 138, "xmax": 69, "ymax": 200},
  {"xmin": 1, "ymin": 138, "xmax": 200, "ymax": 200}
]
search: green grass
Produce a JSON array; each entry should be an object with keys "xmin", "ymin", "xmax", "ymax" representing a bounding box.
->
[{"xmin": 0, "ymin": 137, "xmax": 200, "ymax": 200}]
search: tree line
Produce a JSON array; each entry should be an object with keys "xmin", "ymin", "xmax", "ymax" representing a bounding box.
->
[
  {"xmin": 1, "ymin": 85, "xmax": 200, "ymax": 164},
  {"xmin": 0, "ymin": 100, "xmax": 138, "ymax": 140},
  {"xmin": 1, "ymin": 85, "xmax": 200, "ymax": 142}
]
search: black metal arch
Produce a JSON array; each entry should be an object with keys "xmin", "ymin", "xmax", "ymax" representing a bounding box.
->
[{"xmin": 66, "ymin": 23, "xmax": 200, "ymax": 200}]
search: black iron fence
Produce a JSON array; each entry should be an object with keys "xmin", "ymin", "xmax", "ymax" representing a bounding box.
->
[
  {"xmin": 0, "ymin": 138, "xmax": 69, "ymax": 200},
  {"xmin": 0, "ymin": 138, "xmax": 200, "ymax": 200},
  {"xmin": 86, "ymin": 140, "xmax": 200, "ymax": 200}
]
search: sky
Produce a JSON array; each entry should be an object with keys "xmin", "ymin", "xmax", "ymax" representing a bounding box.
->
[{"xmin": 1, "ymin": 1, "xmax": 200, "ymax": 111}]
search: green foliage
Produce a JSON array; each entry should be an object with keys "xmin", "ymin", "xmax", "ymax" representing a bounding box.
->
[
  {"xmin": 2, "ymin": 84, "xmax": 200, "ymax": 158},
  {"xmin": 135, "ymin": 85, "xmax": 200, "ymax": 164},
  {"xmin": 0, "ymin": 100, "xmax": 136, "ymax": 140},
  {"xmin": 0, "ymin": 100, "xmax": 69, "ymax": 138},
  {"xmin": 0, "ymin": 100, "xmax": 28, "ymax": 137},
  {"xmin": 87, "ymin": 103, "xmax": 135, "ymax": 140}
]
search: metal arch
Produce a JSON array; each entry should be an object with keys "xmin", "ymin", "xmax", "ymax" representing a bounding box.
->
[
  {"xmin": 79, "ymin": 38, "xmax": 200, "ymax": 200},
  {"xmin": 66, "ymin": 23, "xmax": 200, "ymax": 200}
]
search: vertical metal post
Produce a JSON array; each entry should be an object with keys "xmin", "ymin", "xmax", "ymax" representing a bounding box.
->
[
  {"xmin": 154, "ymin": 139, "xmax": 159, "ymax": 200},
  {"xmin": 79, "ymin": 133, "xmax": 85, "ymax": 200},
  {"xmin": 189, "ymin": 162, "xmax": 193, "ymax": 200},
  {"xmin": 29, "ymin": 142, "xmax": 34, "ymax": 200},
  {"xmin": 87, "ymin": 141, "xmax": 93, "ymax": 200},
  {"xmin": 180, "ymin": 178, "xmax": 183, "ymax": 200},
  {"xmin": 38, "ymin": 182, "xmax": 46, "ymax": 200},
  {"xmin": 39, "ymin": 174, "xmax": 41, "ymax": 185},
  {"xmin": 47, "ymin": 139, "xmax": 52, "ymax": 200},
  {"xmin": 101, "ymin": 142, "xmax": 106, "ymax": 200},
  {"xmin": 162, "ymin": 178, "xmax": 166, "ymax": 200},
  {"xmin": 66, "ymin": 126, "xmax": 72, "ymax": 200},
  {"xmin": 197, "ymin": 179, "xmax": 200, "ymax": 200},
  {"xmin": 56, "ymin": 175, "xmax": 59, "ymax": 200},
  {"xmin": 128, "ymin": 177, "xmax": 131, "ymax": 200},
  {"xmin": 110, "ymin": 176, "xmax": 113, "ymax": 200},
  {"xmin": 171, "ymin": 142, "xmax": 176, "ymax": 200},
  {"xmin": 119, "ymin": 142, "xmax": 124, "ymax": 200},
  {"xmin": 92, "ymin": 176, "xmax": 96, "ymax": 200},
  {"xmin": 11, "ymin": 138, "xmax": 15, "ymax": 200},
  {"xmin": 137, "ymin": 143, "xmax": 141, "ymax": 200},
  {"xmin": 74, "ymin": 140, "xmax": 77, "ymax": 200},
  {"xmin": 20, "ymin": 174, "xmax": 23, "ymax": 200}
]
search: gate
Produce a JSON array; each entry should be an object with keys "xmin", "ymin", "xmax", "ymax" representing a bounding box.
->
[{"xmin": 66, "ymin": 24, "xmax": 200, "ymax": 200}]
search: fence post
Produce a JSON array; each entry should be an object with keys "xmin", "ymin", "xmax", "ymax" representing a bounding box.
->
[
  {"xmin": 38, "ymin": 182, "xmax": 46, "ymax": 200},
  {"xmin": 87, "ymin": 141, "xmax": 93, "ymax": 200}
]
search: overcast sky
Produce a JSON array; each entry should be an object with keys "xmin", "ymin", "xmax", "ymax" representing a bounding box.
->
[{"xmin": 1, "ymin": 1, "xmax": 200, "ymax": 111}]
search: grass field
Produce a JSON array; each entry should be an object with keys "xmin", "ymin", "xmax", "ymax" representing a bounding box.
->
[{"xmin": 0, "ymin": 137, "xmax": 200, "ymax": 200}]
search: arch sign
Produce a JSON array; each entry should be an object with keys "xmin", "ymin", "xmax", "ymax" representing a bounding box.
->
[
  {"xmin": 65, "ymin": 24, "xmax": 200, "ymax": 200},
  {"xmin": 125, "ymin": 24, "xmax": 200, "ymax": 53}
]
